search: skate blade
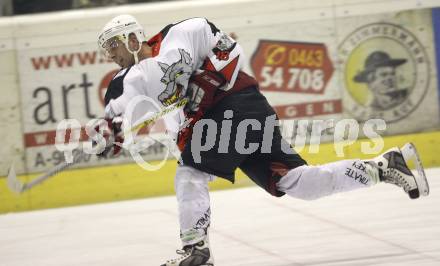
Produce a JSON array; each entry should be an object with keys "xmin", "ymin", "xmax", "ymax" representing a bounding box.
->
[{"xmin": 400, "ymin": 143, "xmax": 429, "ymax": 197}]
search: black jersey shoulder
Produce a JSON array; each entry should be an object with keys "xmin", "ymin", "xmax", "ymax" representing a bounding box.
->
[{"xmin": 104, "ymin": 67, "xmax": 132, "ymax": 106}]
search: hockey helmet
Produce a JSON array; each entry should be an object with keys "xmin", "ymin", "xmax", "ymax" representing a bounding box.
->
[{"xmin": 98, "ymin": 14, "xmax": 146, "ymax": 63}]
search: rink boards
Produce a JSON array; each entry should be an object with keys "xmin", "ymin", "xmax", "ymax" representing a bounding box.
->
[{"xmin": 0, "ymin": 130, "xmax": 439, "ymax": 213}]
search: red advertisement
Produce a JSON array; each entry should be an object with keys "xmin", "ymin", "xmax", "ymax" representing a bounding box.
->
[{"xmin": 251, "ymin": 40, "xmax": 334, "ymax": 94}]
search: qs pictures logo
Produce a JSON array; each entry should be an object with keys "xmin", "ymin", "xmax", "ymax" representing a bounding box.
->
[{"xmin": 339, "ymin": 23, "xmax": 429, "ymax": 123}]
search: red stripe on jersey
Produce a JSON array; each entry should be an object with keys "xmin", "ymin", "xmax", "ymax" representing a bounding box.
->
[
  {"xmin": 219, "ymin": 55, "xmax": 239, "ymax": 82},
  {"xmin": 202, "ymin": 58, "xmax": 216, "ymax": 71},
  {"xmin": 147, "ymin": 32, "xmax": 163, "ymax": 57}
]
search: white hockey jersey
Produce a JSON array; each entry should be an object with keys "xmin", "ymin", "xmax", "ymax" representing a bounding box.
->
[{"xmin": 105, "ymin": 18, "xmax": 245, "ymax": 137}]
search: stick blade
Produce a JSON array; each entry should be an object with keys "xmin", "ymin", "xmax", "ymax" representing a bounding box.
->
[{"xmin": 7, "ymin": 165, "xmax": 24, "ymax": 194}]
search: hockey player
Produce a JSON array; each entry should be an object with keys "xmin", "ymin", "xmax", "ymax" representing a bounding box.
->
[{"xmin": 97, "ymin": 15, "xmax": 430, "ymax": 266}]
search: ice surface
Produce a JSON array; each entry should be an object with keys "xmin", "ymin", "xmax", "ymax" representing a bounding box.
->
[{"xmin": 1, "ymin": 168, "xmax": 439, "ymax": 266}]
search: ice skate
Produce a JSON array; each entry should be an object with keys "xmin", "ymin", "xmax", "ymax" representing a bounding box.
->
[
  {"xmin": 160, "ymin": 239, "xmax": 213, "ymax": 266},
  {"xmin": 368, "ymin": 142, "xmax": 429, "ymax": 199}
]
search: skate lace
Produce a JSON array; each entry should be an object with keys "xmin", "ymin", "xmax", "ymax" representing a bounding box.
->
[
  {"xmin": 166, "ymin": 248, "xmax": 192, "ymax": 263},
  {"xmin": 383, "ymin": 168, "xmax": 411, "ymax": 192}
]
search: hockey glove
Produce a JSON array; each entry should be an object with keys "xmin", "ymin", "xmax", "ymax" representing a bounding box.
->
[
  {"xmin": 93, "ymin": 117, "xmax": 124, "ymax": 157},
  {"xmin": 177, "ymin": 70, "xmax": 226, "ymax": 151},
  {"xmin": 185, "ymin": 70, "xmax": 226, "ymax": 114}
]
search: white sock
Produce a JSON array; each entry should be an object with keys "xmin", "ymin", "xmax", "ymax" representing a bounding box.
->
[
  {"xmin": 175, "ymin": 165, "xmax": 214, "ymax": 246},
  {"xmin": 277, "ymin": 159, "xmax": 379, "ymax": 200}
]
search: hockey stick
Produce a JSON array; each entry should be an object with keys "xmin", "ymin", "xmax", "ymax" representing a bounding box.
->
[
  {"xmin": 7, "ymin": 153, "xmax": 83, "ymax": 194},
  {"xmin": 7, "ymin": 98, "xmax": 188, "ymax": 194}
]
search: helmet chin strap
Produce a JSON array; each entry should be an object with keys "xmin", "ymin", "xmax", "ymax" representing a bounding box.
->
[
  {"xmin": 131, "ymin": 44, "xmax": 141, "ymax": 64},
  {"xmin": 124, "ymin": 38, "xmax": 142, "ymax": 65}
]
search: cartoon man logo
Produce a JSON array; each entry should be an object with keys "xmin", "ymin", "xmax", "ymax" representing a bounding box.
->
[{"xmin": 353, "ymin": 51, "xmax": 408, "ymax": 110}]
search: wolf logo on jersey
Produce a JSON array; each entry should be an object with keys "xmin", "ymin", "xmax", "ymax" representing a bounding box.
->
[{"xmin": 158, "ymin": 48, "xmax": 193, "ymax": 106}]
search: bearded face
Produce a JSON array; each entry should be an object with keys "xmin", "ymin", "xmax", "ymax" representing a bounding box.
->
[
  {"xmin": 368, "ymin": 66, "xmax": 397, "ymax": 94},
  {"xmin": 366, "ymin": 66, "xmax": 401, "ymax": 109}
]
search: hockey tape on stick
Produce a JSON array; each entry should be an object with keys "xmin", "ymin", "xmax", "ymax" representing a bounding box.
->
[{"xmin": 129, "ymin": 97, "xmax": 188, "ymax": 133}]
